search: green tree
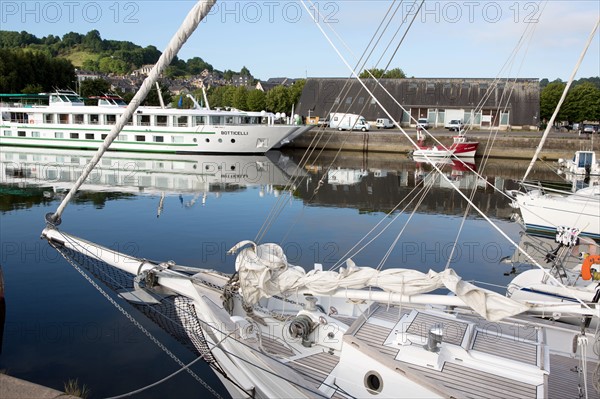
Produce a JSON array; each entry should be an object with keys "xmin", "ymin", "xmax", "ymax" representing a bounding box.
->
[
  {"xmin": 223, "ymin": 69, "xmax": 235, "ymax": 82},
  {"xmin": 143, "ymin": 82, "xmax": 172, "ymax": 106},
  {"xmin": 246, "ymin": 89, "xmax": 266, "ymax": 111},
  {"xmin": 359, "ymin": 68, "xmax": 385, "ymax": 79},
  {"xmin": 82, "ymin": 59, "xmax": 100, "ymax": 71},
  {"xmin": 232, "ymin": 86, "xmax": 248, "ymax": 110},
  {"xmin": 61, "ymin": 32, "xmax": 83, "ymax": 47},
  {"xmin": 288, "ymin": 79, "xmax": 306, "ymax": 109},
  {"xmin": 98, "ymin": 56, "xmax": 129, "ymax": 74},
  {"xmin": 539, "ymin": 81, "xmax": 566, "ymax": 122},
  {"xmin": 221, "ymin": 86, "xmax": 237, "ymax": 107},
  {"xmin": 0, "ymin": 48, "xmax": 75, "ymax": 93},
  {"xmin": 82, "ymin": 30, "xmax": 104, "ymax": 52},
  {"xmin": 384, "ymin": 68, "xmax": 406, "ymax": 78},
  {"xmin": 563, "ymin": 82, "xmax": 600, "ymax": 122},
  {"xmin": 240, "ymin": 66, "xmax": 251, "ymax": 77},
  {"xmin": 187, "ymin": 57, "xmax": 212, "ymax": 74},
  {"xmin": 207, "ymin": 86, "xmax": 225, "ymax": 108},
  {"xmin": 21, "ymin": 83, "xmax": 43, "ymax": 94},
  {"xmin": 141, "ymin": 45, "xmax": 161, "ymax": 65},
  {"xmin": 359, "ymin": 67, "xmax": 406, "ymax": 79},
  {"xmin": 266, "ymin": 85, "xmax": 290, "ymax": 113},
  {"xmin": 80, "ymin": 78, "xmax": 111, "ymax": 99}
]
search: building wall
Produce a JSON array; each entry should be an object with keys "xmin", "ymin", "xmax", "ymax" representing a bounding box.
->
[{"xmin": 297, "ymin": 78, "xmax": 540, "ymax": 130}]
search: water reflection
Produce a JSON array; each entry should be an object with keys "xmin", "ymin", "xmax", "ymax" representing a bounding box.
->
[
  {"xmin": 0, "ymin": 147, "xmax": 584, "ymax": 399},
  {"xmin": 0, "ymin": 147, "xmax": 300, "ymax": 212},
  {"xmin": 286, "ymin": 151, "xmax": 527, "ymax": 219},
  {"xmin": 2, "ymin": 147, "xmax": 581, "ymax": 223}
]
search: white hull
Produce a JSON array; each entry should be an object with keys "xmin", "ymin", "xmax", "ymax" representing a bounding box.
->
[
  {"xmin": 0, "ymin": 147, "xmax": 297, "ymax": 195},
  {"xmin": 1, "ymin": 97, "xmax": 312, "ymax": 154},
  {"xmin": 508, "ymin": 268, "xmax": 599, "ymax": 327},
  {"xmin": 512, "ymin": 186, "xmax": 600, "ymax": 240},
  {"xmin": 40, "ymin": 229, "xmax": 600, "ymax": 399},
  {"xmin": 558, "ymin": 151, "xmax": 600, "ymax": 176},
  {"xmin": 0, "ymin": 122, "xmax": 311, "ymax": 154},
  {"xmin": 412, "ymin": 147, "xmax": 476, "ymax": 158}
]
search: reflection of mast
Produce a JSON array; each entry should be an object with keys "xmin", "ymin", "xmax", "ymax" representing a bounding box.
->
[
  {"xmin": 184, "ymin": 192, "xmax": 207, "ymax": 208},
  {"xmin": 157, "ymin": 192, "xmax": 165, "ymax": 218},
  {"xmin": 0, "ymin": 265, "xmax": 5, "ymax": 354}
]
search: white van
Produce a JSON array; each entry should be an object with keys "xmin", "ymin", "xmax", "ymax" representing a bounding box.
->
[
  {"xmin": 375, "ymin": 118, "xmax": 394, "ymax": 129},
  {"xmin": 329, "ymin": 113, "xmax": 371, "ymax": 131}
]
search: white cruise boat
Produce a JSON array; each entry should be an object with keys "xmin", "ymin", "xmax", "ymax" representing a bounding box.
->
[{"xmin": 0, "ymin": 91, "xmax": 312, "ymax": 154}]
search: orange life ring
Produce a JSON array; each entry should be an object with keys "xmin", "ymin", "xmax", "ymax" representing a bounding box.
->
[
  {"xmin": 29, "ymin": 120, "xmax": 34, "ymax": 124},
  {"xmin": 581, "ymin": 255, "xmax": 600, "ymax": 280}
]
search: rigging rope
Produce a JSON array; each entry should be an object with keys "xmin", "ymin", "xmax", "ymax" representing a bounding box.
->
[{"xmin": 296, "ymin": 0, "xmax": 596, "ymax": 311}]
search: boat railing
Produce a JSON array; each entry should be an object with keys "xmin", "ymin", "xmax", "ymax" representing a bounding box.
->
[
  {"xmin": 521, "ymin": 180, "xmax": 576, "ymax": 195},
  {"xmin": 0, "ymin": 102, "xmax": 23, "ymax": 108}
]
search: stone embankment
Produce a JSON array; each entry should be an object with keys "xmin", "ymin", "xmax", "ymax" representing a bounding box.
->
[
  {"xmin": 0, "ymin": 374, "xmax": 80, "ymax": 399},
  {"xmin": 288, "ymin": 128, "xmax": 598, "ymax": 160}
]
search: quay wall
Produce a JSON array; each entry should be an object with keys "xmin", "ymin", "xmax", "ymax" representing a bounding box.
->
[{"xmin": 287, "ymin": 130, "xmax": 598, "ymax": 160}]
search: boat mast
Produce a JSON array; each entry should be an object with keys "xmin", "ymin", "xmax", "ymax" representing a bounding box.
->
[
  {"xmin": 522, "ymin": 18, "xmax": 600, "ymax": 181},
  {"xmin": 46, "ymin": 0, "xmax": 217, "ymax": 225},
  {"xmin": 156, "ymin": 82, "xmax": 166, "ymax": 109}
]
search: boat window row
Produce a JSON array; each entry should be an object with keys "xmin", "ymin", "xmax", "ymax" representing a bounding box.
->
[
  {"xmin": 6, "ymin": 112, "xmax": 269, "ymax": 127},
  {"xmin": 2, "ymin": 129, "xmax": 178, "ymax": 143}
]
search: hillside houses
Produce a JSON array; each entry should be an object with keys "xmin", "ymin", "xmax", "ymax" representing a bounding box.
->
[
  {"xmin": 75, "ymin": 67, "xmax": 297, "ymax": 97},
  {"xmin": 256, "ymin": 77, "xmax": 298, "ymax": 92}
]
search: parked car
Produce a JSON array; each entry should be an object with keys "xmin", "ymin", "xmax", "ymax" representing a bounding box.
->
[
  {"xmin": 579, "ymin": 124, "xmax": 599, "ymax": 136},
  {"xmin": 375, "ymin": 118, "xmax": 394, "ymax": 129},
  {"xmin": 445, "ymin": 119, "xmax": 464, "ymax": 132},
  {"xmin": 417, "ymin": 118, "xmax": 430, "ymax": 130},
  {"xmin": 317, "ymin": 118, "xmax": 329, "ymax": 128}
]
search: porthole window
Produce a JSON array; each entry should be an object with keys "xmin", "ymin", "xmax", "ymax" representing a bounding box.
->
[
  {"xmin": 193, "ymin": 138, "xmax": 197, "ymax": 142},
  {"xmin": 205, "ymin": 138, "xmax": 210, "ymax": 143},
  {"xmin": 231, "ymin": 139, "xmax": 236, "ymax": 143},
  {"xmin": 218, "ymin": 138, "xmax": 222, "ymax": 143},
  {"xmin": 364, "ymin": 371, "xmax": 383, "ymax": 394}
]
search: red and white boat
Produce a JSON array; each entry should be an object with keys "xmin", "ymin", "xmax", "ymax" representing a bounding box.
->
[{"xmin": 412, "ymin": 131, "xmax": 479, "ymax": 158}]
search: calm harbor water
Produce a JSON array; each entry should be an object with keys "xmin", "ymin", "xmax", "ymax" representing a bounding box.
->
[{"xmin": 0, "ymin": 146, "xmax": 571, "ymax": 398}]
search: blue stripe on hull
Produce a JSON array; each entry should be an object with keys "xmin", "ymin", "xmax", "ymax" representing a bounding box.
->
[{"xmin": 525, "ymin": 223, "xmax": 600, "ymax": 242}]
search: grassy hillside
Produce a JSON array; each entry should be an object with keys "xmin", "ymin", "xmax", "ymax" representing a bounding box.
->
[{"xmin": 63, "ymin": 49, "xmax": 100, "ymax": 69}]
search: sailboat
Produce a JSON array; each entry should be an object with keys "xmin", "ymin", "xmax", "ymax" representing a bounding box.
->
[
  {"xmin": 509, "ymin": 184, "xmax": 600, "ymax": 240},
  {"xmin": 504, "ymin": 228, "xmax": 600, "ymax": 325},
  {"xmin": 507, "ymin": 15, "xmax": 600, "ymax": 241},
  {"xmin": 37, "ymin": 1, "xmax": 600, "ymax": 398}
]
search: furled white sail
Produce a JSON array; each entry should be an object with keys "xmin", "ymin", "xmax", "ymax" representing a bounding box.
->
[{"xmin": 229, "ymin": 241, "xmax": 530, "ymax": 321}]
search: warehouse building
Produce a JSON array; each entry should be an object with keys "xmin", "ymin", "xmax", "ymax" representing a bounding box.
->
[{"xmin": 297, "ymin": 78, "xmax": 540, "ymax": 130}]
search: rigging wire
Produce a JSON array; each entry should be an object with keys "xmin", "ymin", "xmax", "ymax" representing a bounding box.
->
[
  {"xmin": 254, "ymin": 1, "xmax": 406, "ymax": 244},
  {"xmin": 297, "ymin": 0, "xmax": 596, "ymax": 310},
  {"xmin": 444, "ymin": 1, "xmax": 548, "ymax": 269},
  {"xmin": 522, "ymin": 16, "xmax": 600, "ymax": 181}
]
